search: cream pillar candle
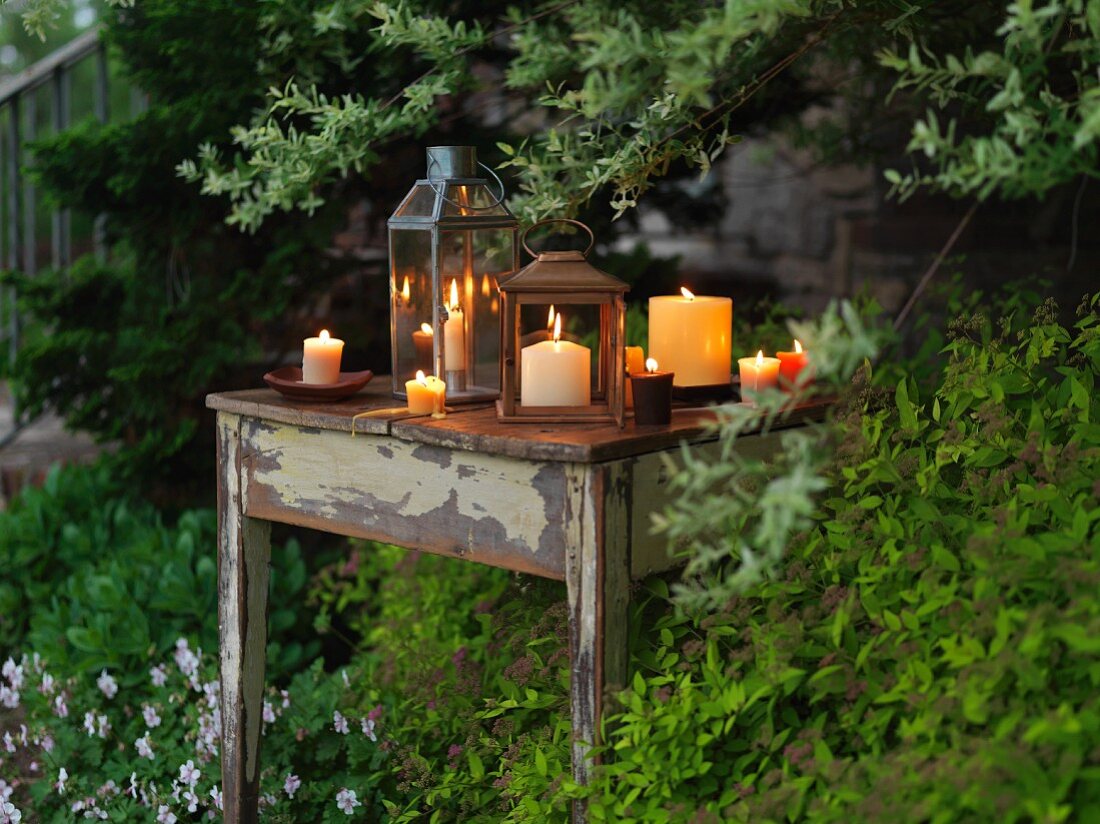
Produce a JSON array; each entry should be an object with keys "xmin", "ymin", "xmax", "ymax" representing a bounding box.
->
[
  {"xmin": 738, "ymin": 350, "xmax": 780, "ymax": 394},
  {"xmin": 648, "ymin": 287, "xmax": 732, "ymax": 386},
  {"xmin": 302, "ymin": 329, "xmax": 344, "ymax": 384},
  {"xmin": 521, "ymin": 314, "xmax": 591, "ymax": 407},
  {"xmin": 405, "ymin": 370, "xmax": 447, "ymax": 417},
  {"xmin": 443, "ymin": 279, "xmax": 466, "ymax": 371}
]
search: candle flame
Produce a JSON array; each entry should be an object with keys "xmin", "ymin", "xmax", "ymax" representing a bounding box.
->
[
  {"xmin": 755, "ymin": 350, "xmax": 764, "ymax": 367},
  {"xmin": 680, "ymin": 286, "xmax": 695, "ymax": 301},
  {"xmin": 401, "ymin": 277, "xmax": 410, "ymax": 303},
  {"xmin": 449, "ymin": 279, "xmax": 459, "ymax": 311},
  {"xmin": 646, "ymin": 357, "xmax": 659, "ymax": 373},
  {"xmin": 416, "ymin": 370, "xmax": 428, "ymax": 386},
  {"xmin": 547, "ymin": 304, "xmax": 556, "ymax": 330},
  {"xmin": 420, "ymin": 323, "xmax": 433, "ymax": 336},
  {"xmin": 553, "ymin": 312, "xmax": 562, "ymax": 343},
  {"xmin": 794, "ymin": 339, "xmax": 803, "ymax": 353},
  {"xmin": 319, "ymin": 329, "xmax": 330, "ymax": 343},
  {"xmin": 481, "ymin": 274, "xmax": 491, "ymax": 297}
]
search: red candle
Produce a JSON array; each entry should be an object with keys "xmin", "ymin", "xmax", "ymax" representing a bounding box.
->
[{"xmin": 776, "ymin": 339, "xmax": 811, "ymax": 390}]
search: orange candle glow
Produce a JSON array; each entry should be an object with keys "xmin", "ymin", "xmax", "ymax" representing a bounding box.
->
[
  {"xmin": 738, "ymin": 349, "xmax": 780, "ymax": 396},
  {"xmin": 777, "ymin": 339, "xmax": 811, "ymax": 390},
  {"xmin": 649, "ymin": 286, "xmax": 732, "ymax": 387}
]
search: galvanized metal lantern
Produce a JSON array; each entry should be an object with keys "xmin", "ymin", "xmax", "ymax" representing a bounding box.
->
[
  {"xmin": 388, "ymin": 146, "xmax": 519, "ymax": 402},
  {"xmin": 497, "ymin": 219, "xmax": 628, "ymax": 426}
]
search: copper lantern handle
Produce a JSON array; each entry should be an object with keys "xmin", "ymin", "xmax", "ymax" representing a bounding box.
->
[
  {"xmin": 425, "ymin": 158, "xmax": 508, "ymax": 211},
  {"xmin": 522, "ymin": 218, "xmax": 596, "ymax": 259}
]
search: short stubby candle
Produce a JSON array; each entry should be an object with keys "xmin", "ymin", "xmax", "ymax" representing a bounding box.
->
[
  {"xmin": 521, "ymin": 314, "xmax": 591, "ymax": 407},
  {"xmin": 648, "ymin": 287, "xmax": 732, "ymax": 387},
  {"xmin": 738, "ymin": 350, "xmax": 781, "ymax": 396},
  {"xmin": 302, "ymin": 329, "xmax": 344, "ymax": 384},
  {"xmin": 624, "ymin": 345, "xmax": 645, "ymax": 408},
  {"xmin": 405, "ymin": 370, "xmax": 447, "ymax": 417},
  {"xmin": 777, "ymin": 339, "xmax": 811, "ymax": 390},
  {"xmin": 630, "ymin": 357, "xmax": 675, "ymax": 426}
]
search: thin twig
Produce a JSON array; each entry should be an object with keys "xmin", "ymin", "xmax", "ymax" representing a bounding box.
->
[
  {"xmin": 892, "ymin": 200, "xmax": 979, "ymax": 332},
  {"xmin": 1067, "ymin": 175, "xmax": 1087, "ymax": 272}
]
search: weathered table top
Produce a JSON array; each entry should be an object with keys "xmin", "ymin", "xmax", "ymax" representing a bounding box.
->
[{"xmin": 206, "ymin": 379, "xmax": 828, "ymax": 464}]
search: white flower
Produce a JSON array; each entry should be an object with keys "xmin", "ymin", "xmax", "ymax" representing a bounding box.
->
[
  {"xmin": 284, "ymin": 774, "xmax": 301, "ymax": 798},
  {"xmin": 1, "ymin": 799, "xmax": 22, "ymax": 823},
  {"xmin": 38, "ymin": 673, "xmax": 55, "ymax": 695},
  {"xmin": 333, "ymin": 710, "xmax": 349, "ymax": 735},
  {"xmin": 2, "ymin": 658, "xmax": 23, "ymax": 690},
  {"xmin": 209, "ymin": 786, "xmax": 222, "ymax": 811},
  {"xmin": 361, "ymin": 718, "xmax": 377, "ymax": 742},
  {"xmin": 178, "ymin": 760, "xmax": 200, "ymax": 788},
  {"xmin": 56, "ymin": 767, "xmax": 69, "ymax": 794},
  {"xmin": 341, "ymin": 669, "xmax": 350, "ymax": 688},
  {"xmin": 0, "ymin": 779, "xmax": 11, "ymax": 801},
  {"xmin": 83, "ymin": 712, "xmax": 97, "ymax": 736},
  {"xmin": 335, "ymin": 788, "xmax": 361, "ymax": 815},
  {"xmin": 126, "ymin": 773, "xmax": 138, "ymax": 799},
  {"xmin": 280, "ymin": 689, "xmax": 290, "ymax": 709},
  {"xmin": 182, "ymin": 790, "xmax": 199, "ymax": 814},
  {"xmin": 150, "ymin": 664, "xmax": 168, "ymax": 687},
  {"xmin": 174, "ymin": 639, "xmax": 199, "ymax": 678},
  {"xmin": 52, "ymin": 694, "xmax": 68, "ymax": 717},
  {"xmin": 155, "ymin": 805, "xmax": 176, "ymax": 824},
  {"xmin": 0, "ymin": 686, "xmax": 19, "ymax": 710},
  {"xmin": 96, "ymin": 670, "xmax": 118, "ymax": 700},
  {"xmin": 40, "ymin": 735, "xmax": 54, "ymax": 753},
  {"xmin": 262, "ymin": 701, "xmax": 275, "ymax": 724},
  {"xmin": 142, "ymin": 705, "xmax": 162, "ymax": 729},
  {"xmin": 96, "ymin": 715, "xmax": 110, "ymax": 738},
  {"xmin": 135, "ymin": 735, "xmax": 154, "ymax": 760},
  {"xmin": 1, "ymin": 733, "xmax": 14, "ymax": 753}
]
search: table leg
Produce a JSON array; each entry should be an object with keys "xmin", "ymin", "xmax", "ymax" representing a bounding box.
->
[
  {"xmin": 565, "ymin": 463, "xmax": 631, "ymax": 823},
  {"xmin": 217, "ymin": 414, "xmax": 272, "ymax": 823}
]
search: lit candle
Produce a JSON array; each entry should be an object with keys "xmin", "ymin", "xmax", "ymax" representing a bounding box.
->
[
  {"xmin": 738, "ymin": 350, "xmax": 780, "ymax": 395},
  {"xmin": 405, "ymin": 370, "xmax": 447, "ymax": 417},
  {"xmin": 412, "ymin": 322, "xmax": 434, "ymax": 372},
  {"xmin": 400, "ymin": 276, "xmax": 411, "ymax": 305},
  {"xmin": 776, "ymin": 339, "xmax": 811, "ymax": 390},
  {"xmin": 301, "ymin": 329, "xmax": 344, "ymax": 384},
  {"xmin": 648, "ymin": 287, "xmax": 732, "ymax": 387},
  {"xmin": 521, "ymin": 313, "xmax": 591, "ymax": 407},
  {"xmin": 444, "ymin": 279, "xmax": 466, "ymax": 371},
  {"xmin": 630, "ymin": 357, "xmax": 675, "ymax": 425},
  {"xmin": 624, "ymin": 345, "xmax": 645, "ymax": 408}
]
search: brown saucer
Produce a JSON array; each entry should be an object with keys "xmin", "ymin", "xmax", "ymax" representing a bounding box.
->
[{"xmin": 263, "ymin": 366, "xmax": 374, "ymax": 402}]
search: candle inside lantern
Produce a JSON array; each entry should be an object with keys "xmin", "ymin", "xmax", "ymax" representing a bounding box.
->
[
  {"xmin": 405, "ymin": 370, "xmax": 447, "ymax": 417},
  {"xmin": 738, "ymin": 350, "xmax": 781, "ymax": 396},
  {"xmin": 444, "ymin": 279, "xmax": 466, "ymax": 371},
  {"xmin": 401, "ymin": 276, "xmax": 411, "ymax": 304},
  {"xmin": 630, "ymin": 357, "xmax": 675, "ymax": 425},
  {"xmin": 777, "ymin": 339, "xmax": 811, "ymax": 390},
  {"xmin": 412, "ymin": 322, "xmax": 434, "ymax": 372},
  {"xmin": 301, "ymin": 329, "xmax": 344, "ymax": 384},
  {"xmin": 624, "ymin": 345, "xmax": 645, "ymax": 408},
  {"xmin": 521, "ymin": 313, "xmax": 591, "ymax": 407},
  {"xmin": 648, "ymin": 287, "xmax": 732, "ymax": 387}
]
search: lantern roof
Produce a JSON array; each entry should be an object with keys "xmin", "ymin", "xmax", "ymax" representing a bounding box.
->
[{"xmin": 501, "ymin": 250, "xmax": 629, "ymax": 294}]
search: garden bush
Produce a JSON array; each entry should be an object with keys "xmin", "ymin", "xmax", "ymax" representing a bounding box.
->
[{"xmin": 3, "ymin": 290, "xmax": 1097, "ymax": 822}]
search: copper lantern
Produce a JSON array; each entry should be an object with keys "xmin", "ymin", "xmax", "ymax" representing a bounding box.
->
[
  {"xmin": 497, "ymin": 219, "xmax": 628, "ymax": 426},
  {"xmin": 388, "ymin": 146, "xmax": 519, "ymax": 402}
]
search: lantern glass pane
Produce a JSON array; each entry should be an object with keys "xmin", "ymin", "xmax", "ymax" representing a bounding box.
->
[
  {"xmin": 392, "ymin": 183, "xmax": 438, "ymax": 218},
  {"xmin": 390, "ymin": 228, "xmax": 434, "ymax": 389},
  {"xmin": 439, "ymin": 182, "xmax": 510, "ymax": 217},
  {"xmin": 517, "ymin": 302, "xmax": 602, "ymax": 394},
  {"xmin": 437, "ymin": 227, "xmax": 513, "ymax": 394}
]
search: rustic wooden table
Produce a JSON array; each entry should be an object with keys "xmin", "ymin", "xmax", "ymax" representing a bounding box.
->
[{"xmin": 207, "ymin": 381, "xmax": 826, "ymax": 823}]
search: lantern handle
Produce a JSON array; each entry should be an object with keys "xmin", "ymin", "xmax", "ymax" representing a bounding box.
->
[
  {"xmin": 522, "ymin": 218, "xmax": 595, "ymax": 259},
  {"xmin": 425, "ymin": 158, "xmax": 508, "ymax": 211}
]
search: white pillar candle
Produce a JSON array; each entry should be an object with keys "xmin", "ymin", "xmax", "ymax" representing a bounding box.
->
[
  {"xmin": 738, "ymin": 350, "xmax": 780, "ymax": 394},
  {"xmin": 648, "ymin": 287, "xmax": 732, "ymax": 386},
  {"xmin": 521, "ymin": 314, "xmax": 590, "ymax": 407},
  {"xmin": 302, "ymin": 329, "xmax": 344, "ymax": 384},
  {"xmin": 444, "ymin": 279, "xmax": 466, "ymax": 371}
]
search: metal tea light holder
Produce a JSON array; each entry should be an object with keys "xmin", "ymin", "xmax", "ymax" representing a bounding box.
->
[
  {"xmin": 387, "ymin": 146, "xmax": 519, "ymax": 402},
  {"xmin": 497, "ymin": 219, "xmax": 628, "ymax": 427}
]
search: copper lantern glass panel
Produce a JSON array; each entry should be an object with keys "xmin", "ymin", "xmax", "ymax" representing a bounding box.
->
[
  {"xmin": 497, "ymin": 220, "xmax": 628, "ymax": 426},
  {"xmin": 387, "ymin": 146, "xmax": 519, "ymax": 402}
]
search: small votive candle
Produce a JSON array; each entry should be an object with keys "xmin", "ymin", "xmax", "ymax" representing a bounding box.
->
[
  {"xmin": 776, "ymin": 339, "xmax": 811, "ymax": 390},
  {"xmin": 302, "ymin": 329, "xmax": 344, "ymax": 384},
  {"xmin": 405, "ymin": 370, "xmax": 447, "ymax": 418},
  {"xmin": 738, "ymin": 350, "xmax": 780, "ymax": 397},
  {"xmin": 630, "ymin": 358, "xmax": 674, "ymax": 426},
  {"xmin": 624, "ymin": 345, "xmax": 645, "ymax": 409}
]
